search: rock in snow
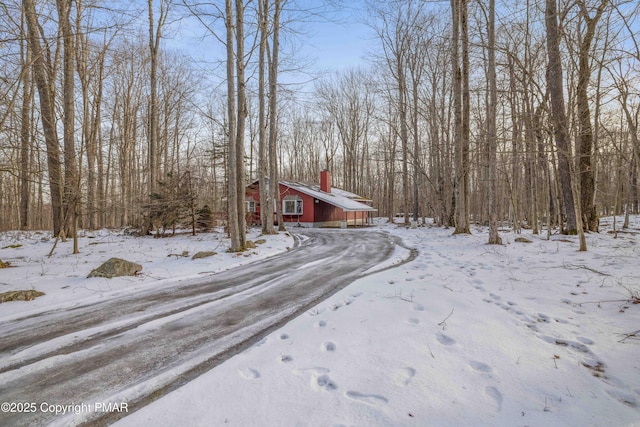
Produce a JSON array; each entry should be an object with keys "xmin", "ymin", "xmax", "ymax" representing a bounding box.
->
[{"xmin": 87, "ymin": 258, "xmax": 142, "ymax": 278}]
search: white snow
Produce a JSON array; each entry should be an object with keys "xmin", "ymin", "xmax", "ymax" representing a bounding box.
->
[
  {"xmin": 1, "ymin": 219, "xmax": 640, "ymax": 426},
  {"xmin": 0, "ymin": 228, "xmax": 293, "ymax": 322}
]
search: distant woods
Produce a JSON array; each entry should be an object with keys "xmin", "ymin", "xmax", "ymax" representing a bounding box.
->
[{"xmin": 0, "ymin": 0, "xmax": 639, "ymax": 248}]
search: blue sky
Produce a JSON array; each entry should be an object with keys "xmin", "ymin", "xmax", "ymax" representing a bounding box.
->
[{"xmin": 163, "ymin": 1, "xmax": 374, "ymax": 81}]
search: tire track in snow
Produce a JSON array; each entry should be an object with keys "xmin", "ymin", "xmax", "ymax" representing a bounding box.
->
[{"xmin": 0, "ymin": 229, "xmax": 415, "ymax": 427}]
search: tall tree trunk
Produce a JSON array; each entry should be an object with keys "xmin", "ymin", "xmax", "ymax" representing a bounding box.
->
[
  {"xmin": 23, "ymin": 0, "xmax": 64, "ymax": 237},
  {"xmin": 269, "ymin": 0, "xmax": 283, "ymax": 231},
  {"xmin": 576, "ymin": 0, "xmax": 608, "ymax": 232},
  {"xmin": 258, "ymin": 0, "xmax": 270, "ymax": 233},
  {"xmin": 487, "ymin": 0, "xmax": 501, "ymax": 244},
  {"xmin": 56, "ymin": 0, "xmax": 79, "ymax": 253},
  {"xmin": 545, "ymin": 0, "xmax": 578, "ymax": 234},
  {"xmin": 398, "ymin": 60, "xmax": 409, "ymax": 226},
  {"xmin": 148, "ymin": 0, "xmax": 158, "ymax": 199},
  {"xmin": 267, "ymin": 0, "xmax": 285, "ymax": 231},
  {"xmin": 147, "ymin": 0, "xmax": 170, "ymax": 231},
  {"xmin": 452, "ymin": 0, "xmax": 470, "ymax": 234},
  {"xmin": 20, "ymin": 19, "xmax": 33, "ymax": 231},
  {"xmin": 225, "ymin": 0, "xmax": 241, "ymax": 251},
  {"xmin": 235, "ymin": 0, "xmax": 247, "ymax": 247}
]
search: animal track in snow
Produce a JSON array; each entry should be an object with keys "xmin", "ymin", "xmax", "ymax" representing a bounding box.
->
[
  {"xmin": 280, "ymin": 355, "xmax": 293, "ymax": 363},
  {"xmin": 393, "ymin": 367, "xmax": 416, "ymax": 386},
  {"xmin": 322, "ymin": 341, "xmax": 336, "ymax": 352},
  {"xmin": 315, "ymin": 320, "xmax": 327, "ymax": 328},
  {"xmin": 577, "ymin": 336, "xmax": 594, "ymax": 345},
  {"xmin": 606, "ymin": 389, "xmax": 638, "ymax": 408},
  {"xmin": 406, "ymin": 317, "xmax": 420, "ymax": 325},
  {"xmin": 484, "ymin": 386, "xmax": 503, "ymax": 411},
  {"xmin": 436, "ymin": 333, "xmax": 456, "ymax": 346},
  {"xmin": 294, "ymin": 367, "xmax": 336, "ymax": 391},
  {"xmin": 314, "ymin": 374, "xmax": 337, "ymax": 391},
  {"xmin": 538, "ymin": 335, "xmax": 590, "ymax": 353},
  {"xmin": 412, "ymin": 303, "xmax": 425, "ymax": 311},
  {"xmin": 537, "ymin": 313, "xmax": 551, "ymax": 323},
  {"xmin": 280, "ymin": 333, "xmax": 289, "ymax": 340},
  {"xmin": 469, "ymin": 360, "xmax": 492, "ymax": 373},
  {"xmin": 238, "ymin": 367, "xmax": 261, "ymax": 380},
  {"xmin": 345, "ymin": 391, "xmax": 388, "ymax": 406}
]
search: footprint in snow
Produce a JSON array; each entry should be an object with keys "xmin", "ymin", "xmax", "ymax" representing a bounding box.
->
[
  {"xmin": 484, "ymin": 386, "xmax": 503, "ymax": 411},
  {"xmin": 469, "ymin": 360, "xmax": 492, "ymax": 373},
  {"xmin": 280, "ymin": 333, "xmax": 289, "ymax": 340},
  {"xmin": 322, "ymin": 341, "xmax": 336, "ymax": 352},
  {"xmin": 315, "ymin": 320, "xmax": 327, "ymax": 328},
  {"xmin": 577, "ymin": 336, "xmax": 594, "ymax": 345},
  {"xmin": 606, "ymin": 389, "xmax": 638, "ymax": 408},
  {"xmin": 393, "ymin": 367, "xmax": 416, "ymax": 386},
  {"xmin": 238, "ymin": 367, "xmax": 260, "ymax": 380},
  {"xmin": 280, "ymin": 355, "xmax": 293, "ymax": 363},
  {"xmin": 406, "ymin": 318, "xmax": 420, "ymax": 325},
  {"xmin": 313, "ymin": 374, "xmax": 337, "ymax": 392},
  {"xmin": 436, "ymin": 333, "xmax": 456, "ymax": 346},
  {"xmin": 537, "ymin": 313, "xmax": 551, "ymax": 323},
  {"xmin": 345, "ymin": 391, "xmax": 388, "ymax": 406},
  {"xmin": 412, "ymin": 303, "xmax": 425, "ymax": 312},
  {"xmin": 538, "ymin": 335, "xmax": 591, "ymax": 353}
]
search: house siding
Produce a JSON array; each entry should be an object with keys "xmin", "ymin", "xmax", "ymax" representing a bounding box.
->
[{"xmin": 245, "ymin": 180, "xmax": 373, "ymax": 228}]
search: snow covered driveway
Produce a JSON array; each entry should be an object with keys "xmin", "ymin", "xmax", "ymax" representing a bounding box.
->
[{"xmin": 0, "ymin": 229, "xmax": 411, "ymax": 426}]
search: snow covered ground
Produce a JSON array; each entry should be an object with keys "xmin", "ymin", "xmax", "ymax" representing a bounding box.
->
[
  {"xmin": 0, "ymin": 228, "xmax": 293, "ymax": 321},
  {"xmin": 1, "ymin": 218, "xmax": 640, "ymax": 426}
]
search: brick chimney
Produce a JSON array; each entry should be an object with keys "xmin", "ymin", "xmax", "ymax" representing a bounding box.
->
[{"xmin": 320, "ymin": 170, "xmax": 331, "ymax": 193}]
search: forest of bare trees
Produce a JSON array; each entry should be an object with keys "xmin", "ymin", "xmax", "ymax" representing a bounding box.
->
[{"xmin": 0, "ymin": 0, "xmax": 639, "ymax": 250}]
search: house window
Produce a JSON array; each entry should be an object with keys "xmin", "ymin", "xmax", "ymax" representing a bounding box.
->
[
  {"xmin": 283, "ymin": 198, "xmax": 303, "ymax": 215},
  {"xmin": 246, "ymin": 200, "xmax": 257, "ymax": 212}
]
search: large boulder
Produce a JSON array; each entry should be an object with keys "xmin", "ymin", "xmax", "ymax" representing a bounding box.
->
[
  {"xmin": 88, "ymin": 258, "xmax": 142, "ymax": 278},
  {"xmin": 192, "ymin": 251, "xmax": 217, "ymax": 260},
  {"xmin": 0, "ymin": 290, "xmax": 45, "ymax": 303}
]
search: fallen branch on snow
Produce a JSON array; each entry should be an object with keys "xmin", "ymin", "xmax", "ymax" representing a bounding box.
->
[{"xmin": 438, "ymin": 308, "xmax": 454, "ymax": 326}]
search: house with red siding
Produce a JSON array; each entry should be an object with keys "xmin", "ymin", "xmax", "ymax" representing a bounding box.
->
[{"xmin": 246, "ymin": 171, "xmax": 376, "ymax": 228}]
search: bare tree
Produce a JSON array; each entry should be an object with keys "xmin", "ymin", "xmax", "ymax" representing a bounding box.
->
[
  {"xmin": 148, "ymin": 0, "xmax": 171, "ymax": 203},
  {"xmin": 234, "ymin": 0, "xmax": 247, "ymax": 247},
  {"xmin": 258, "ymin": 0, "xmax": 271, "ymax": 233},
  {"xmin": 268, "ymin": 0, "xmax": 284, "ymax": 231},
  {"xmin": 487, "ymin": 0, "xmax": 501, "ymax": 244},
  {"xmin": 56, "ymin": 0, "xmax": 80, "ymax": 253},
  {"xmin": 576, "ymin": 0, "xmax": 608, "ymax": 232},
  {"xmin": 19, "ymin": 9, "xmax": 33, "ymax": 231},
  {"xmin": 23, "ymin": 0, "xmax": 64, "ymax": 236},
  {"xmin": 545, "ymin": 0, "xmax": 579, "ymax": 236},
  {"xmin": 225, "ymin": 0, "xmax": 242, "ymax": 251}
]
